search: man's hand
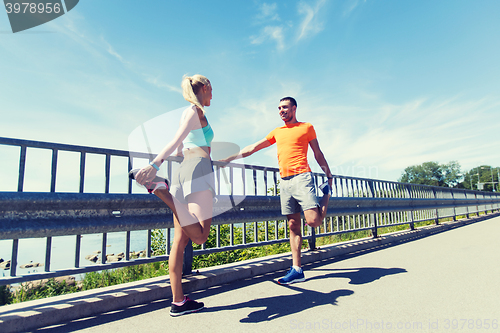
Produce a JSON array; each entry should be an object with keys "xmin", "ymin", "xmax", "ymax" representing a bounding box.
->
[{"xmin": 218, "ymin": 159, "xmax": 231, "ymax": 167}]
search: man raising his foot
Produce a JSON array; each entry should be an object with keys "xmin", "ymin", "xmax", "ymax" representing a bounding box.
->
[{"xmin": 220, "ymin": 97, "xmax": 333, "ymax": 285}]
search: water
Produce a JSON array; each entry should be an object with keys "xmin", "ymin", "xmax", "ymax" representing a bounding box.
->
[{"xmin": 0, "ymin": 230, "xmax": 172, "ymax": 280}]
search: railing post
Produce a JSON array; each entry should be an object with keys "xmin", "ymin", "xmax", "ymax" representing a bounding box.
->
[
  {"xmin": 465, "ymin": 190, "xmax": 470, "ymax": 219},
  {"xmin": 126, "ymin": 231, "xmax": 131, "ymax": 260},
  {"xmin": 432, "ymin": 188, "xmax": 439, "ymax": 225},
  {"xmin": 368, "ymin": 181, "xmax": 378, "ymax": 238},
  {"xmin": 475, "ymin": 191, "xmax": 479, "ymax": 217},
  {"xmin": 253, "ymin": 169, "xmax": 258, "ymax": 195},
  {"xmin": 450, "ymin": 189, "xmax": 457, "ymax": 221},
  {"xmin": 75, "ymin": 234, "xmax": 81, "ymax": 267},
  {"xmin": 308, "ymin": 225, "xmax": 316, "ymax": 250},
  {"xmin": 242, "ymin": 222, "xmax": 247, "ymax": 245},
  {"xmin": 10, "ymin": 239, "xmax": 18, "ymax": 277},
  {"xmin": 105, "ymin": 154, "xmax": 111, "ymax": 194},
  {"xmin": 45, "ymin": 237, "xmax": 52, "ymax": 272},
  {"xmin": 406, "ymin": 185, "xmax": 415, "ymax": 230},
  {"xmin": 79, "ymin": 152, "xmax": 86, "ymax": 193},
  {"xmin": 17, "ymin": 146, "xmax": 27, "ymax": 192},
  {"xmin": 101, "ymin": 233, "xmax": 107, "ymax": 264},
  {"xmin": 183, "ymin": 240, "xmax": 193, "ymax": 275},
  {"xmin": 50, "ymin": 149, "xmax": 58, "ymax": 192}
]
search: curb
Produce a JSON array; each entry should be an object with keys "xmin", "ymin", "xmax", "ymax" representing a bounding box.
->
[{"xmin": 1, "ymin": 213, "xmax": 498, "ymax": 332}]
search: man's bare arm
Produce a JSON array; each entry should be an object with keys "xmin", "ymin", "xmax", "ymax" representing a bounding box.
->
[
  {"xmin": 309, "ymin": 138, "xmax": 333, "ymax": 184},
  {"xmin": 219, "ymin": 138, "xmax": 271, "ymax": 164}
]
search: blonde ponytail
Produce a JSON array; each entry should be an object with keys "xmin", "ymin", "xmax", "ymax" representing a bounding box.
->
[{"xmin": 181, "ymin": 74, "xmax": 211, "ymax": 114}]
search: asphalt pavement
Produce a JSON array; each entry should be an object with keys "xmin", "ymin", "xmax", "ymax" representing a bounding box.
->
[{"xmin": 24, "ymin": 215, "xmax": 500, "ymax": 333}]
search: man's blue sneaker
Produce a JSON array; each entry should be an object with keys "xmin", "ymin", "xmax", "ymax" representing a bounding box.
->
[
  {"xmin": 278, "ymin": 267, "xmax": 305, "ymax": 285},
  {"xmin": 319, "ymin": 181, "xmax": 332, "ymax": 196}
]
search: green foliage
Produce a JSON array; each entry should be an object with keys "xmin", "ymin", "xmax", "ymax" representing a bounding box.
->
[
  {"xmin": 151, "ymin": 229, "xmax": 167, "ymax": 255},
  {"xmin": 267, "ymin": 180, "xmax": 280, "ymax": 195},
  {"xmin": 316, "ymin": 230, "xmax": 371, "ymax": 247},
  {"xmin": 11, "ymin": 279, "xmax": 78, "ymax": 304},
  {"xmin": 81, "ymin": 261, "xmax": 169, "ymax": 290},
  {"xmin": 0, "ymin": 285, "xmax": 13, "ymax": 305},
  {"xmin": 399, "ymin": 161, "xmax": 462, "ymax": 187},
  {"xmin": 192, "ymin": 220, "xmax": 292, "ymax": 269},
  {"xmin": 460, "ymin": 165, "xmax": 499, "ymax": 191}
]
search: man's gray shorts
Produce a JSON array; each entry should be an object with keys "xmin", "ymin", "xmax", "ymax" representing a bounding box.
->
[{"xmin": 280, "ymin": 172, "xmax": 320, "ymax": 215}]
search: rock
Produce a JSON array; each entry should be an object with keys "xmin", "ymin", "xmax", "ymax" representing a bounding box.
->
[
  {"xmin": 20, "ymin": 262, "xmax": 43, "ymax": 269},
  {"xmin": 85, "ymin": 255, "xmax": 98, "ymax": 262},
  {"xmin": 106, "ymin": 255, "xmax": 122, "ymax": 262},
  {"xmin": 0, "ymin": 260, "xmax": 11, "ymax": 270},
  {"xmin": 25, "ymin": 280, "xmax": 45, "ymax": 288},
  {"xmin": 21, "ymin": 275, "xmax": 76, "ymax": 289},
  {"xmin": 55, "ymin": 276, "xmax": 75, "ymax": 286}
]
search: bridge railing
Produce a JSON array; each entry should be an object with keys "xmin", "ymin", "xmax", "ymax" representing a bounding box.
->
[{"xmin": 1, "ymin": 136, "xmax": 499, "ymax": 285}]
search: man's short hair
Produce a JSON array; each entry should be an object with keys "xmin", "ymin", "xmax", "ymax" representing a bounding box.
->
[{"xmin": 280, "ymin": 97, "xmax": 297, "ymax": 107}]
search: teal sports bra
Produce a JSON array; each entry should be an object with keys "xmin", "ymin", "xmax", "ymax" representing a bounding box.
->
[{"xmin": 183, "ymin": 120, "xmax": 214, "ymax": 149}]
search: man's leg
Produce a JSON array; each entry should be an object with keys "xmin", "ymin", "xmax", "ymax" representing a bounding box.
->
[
  {"xmin": 304, "ymin": 207, "xmax": 322, "ymax": 228},
  {"xmin": 304, "ymin": 188, "xmax": 331, "ymax": 227},
  {"xmin": 319, "ymin": 189, "xmax": 331, "ymax": 220},
  {"xmin": 287, "ymin": 213, "xmax": 303, "ymax": 267},
  {"xmin": 277, "ymin": 213, "xmax": 306, "ymax": 285}
]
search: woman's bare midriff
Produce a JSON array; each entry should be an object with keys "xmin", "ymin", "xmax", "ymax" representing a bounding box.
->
[{"xmin": 182, "ymin": 146, "xmax": 211, "ymax": 161}]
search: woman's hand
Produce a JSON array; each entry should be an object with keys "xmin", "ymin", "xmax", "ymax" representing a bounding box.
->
[{"xmin": 135, "ymin": 165, "xmax": 156, "ymax": 185}]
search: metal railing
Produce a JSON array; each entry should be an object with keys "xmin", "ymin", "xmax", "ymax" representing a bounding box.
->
[{"xmin": 1, "ymin": 136, "xmax": 500, "ymax": 285}]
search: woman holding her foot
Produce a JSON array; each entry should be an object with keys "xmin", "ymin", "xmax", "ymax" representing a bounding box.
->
[{"xmin": 133, "ymin": 74, "xmax": 215, "ymax": 316}]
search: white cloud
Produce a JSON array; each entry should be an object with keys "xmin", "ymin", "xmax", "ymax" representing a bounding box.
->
[
  {"xmin": 250, "ymin": 0, "xmax": 327, "ymax": 51},
  {"xmin": 343, "ymin": 0, "xmax": 366, "ymax": 17},
  {"xmin": 102, "ymin": 37, "xmax": 129, "ymax": 65},
  {"xmin": 296, "ymin": 95, "xmax": 500, "ymax": 181},
  {"xmin": 256, "ymin": 2, "xmax": 280, "ymax": 22},
  {"xmin": 297, "ymin": 0, "xmax": 327, "ymax": 40},
  {"xmin": 144, "ymin": 76, "xmax": 182, "ymax": 94},
  {"xmin": 250, "ymin": 26, "xmax": 285, "ymax": 50}
]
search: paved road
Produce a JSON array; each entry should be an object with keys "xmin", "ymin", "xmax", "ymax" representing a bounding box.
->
[{"xmin": 36, "ymin": 217, "xmax": 500, "ymax": 333}]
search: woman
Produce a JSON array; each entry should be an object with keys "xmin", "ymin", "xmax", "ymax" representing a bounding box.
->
[{"xmin": 133, "ymin": 74, "xmax": 215, "ymax": 316}]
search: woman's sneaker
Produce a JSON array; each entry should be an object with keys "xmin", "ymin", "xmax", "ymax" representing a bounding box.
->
[
  {"xmin": 170, "ymin": 297, "xmax": 204, "ymax": 316},
  {"xmin": 128, "ymin": 169, "xmax": 169, "ymax": 194},
  {"xmin": 278, "ymin": 267, "xmax": 305, "ymax": 285}
]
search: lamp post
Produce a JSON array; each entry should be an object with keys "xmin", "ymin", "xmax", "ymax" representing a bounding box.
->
[
  {"xmin": 477, "ymin": 167, "xmax": 480, "ymax": 190},
  {"xmin": 497, "ymin": 168, "xmax": 500, "ymax": 192},
  {"xmin": 481, "ymin": 166, "xmax": 495, "ymax": 192}
]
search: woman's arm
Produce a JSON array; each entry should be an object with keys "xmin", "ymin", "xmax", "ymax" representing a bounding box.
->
[{"xmin": 135, "ymin": 106, "xmax": 197, "ymax": 183}]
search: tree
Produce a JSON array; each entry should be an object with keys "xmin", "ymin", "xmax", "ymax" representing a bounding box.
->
[
  {"xmin": 460, "ymin": 165, "xmax": 499, "ymax": 192},
  {"xmin": 442, "ymin": 161, "xmax": 462, "ymax": 188},
  {"xmin": 398, "ymin": 161, "xmax": 462, "ymax": 187}
]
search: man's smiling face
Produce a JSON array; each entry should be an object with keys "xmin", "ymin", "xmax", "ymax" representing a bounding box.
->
[{"xmin": 278, "ymin": 100, "xmax": 296, "ymax": 123}]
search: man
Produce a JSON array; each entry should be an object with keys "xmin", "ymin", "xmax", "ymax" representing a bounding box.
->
[{"xmin": 220, "ymin": 97, "xmax": 333, "ymax": 284}]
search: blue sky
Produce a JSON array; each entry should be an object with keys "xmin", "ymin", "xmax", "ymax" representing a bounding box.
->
[{"xmin": 1, "ymin": 0, "xmax": 499, "ymax": 183}]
